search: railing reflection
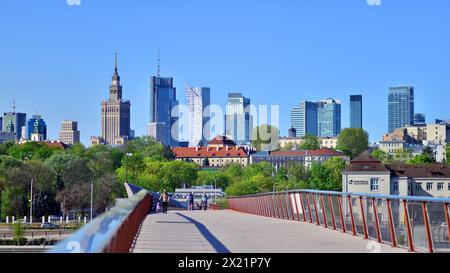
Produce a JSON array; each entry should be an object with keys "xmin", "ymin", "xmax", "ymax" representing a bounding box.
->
[{"xmin": 49, "ymin": 190, "xmax": 151, "ymax": 253}]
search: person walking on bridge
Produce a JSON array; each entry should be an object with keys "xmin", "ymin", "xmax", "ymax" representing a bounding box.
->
[
  {"xmin": 187, "ymin": 192, "xmax": 195, "ymax": 211},
  {"xmin": 201, "ymin": 194, "xmax": 209, "ymax": 211},
  {"xmin": 159, "ymin": 190, "xmax": 170, "ymax": 214}
]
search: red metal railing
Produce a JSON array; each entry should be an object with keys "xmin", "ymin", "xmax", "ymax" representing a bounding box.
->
[{"xmin": 228, "ymin": 190, "xmax": 450, "ymax": 253}]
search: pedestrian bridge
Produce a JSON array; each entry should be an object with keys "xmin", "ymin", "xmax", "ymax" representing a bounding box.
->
[{"xmin": 50, "ymin": 186, "xmax": 450, "ymax": 253}]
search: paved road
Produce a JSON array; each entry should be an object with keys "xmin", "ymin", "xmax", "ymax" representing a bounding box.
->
[{"xmin": 131, "ymin": 210, "xmax": 407, "ymax": 253}]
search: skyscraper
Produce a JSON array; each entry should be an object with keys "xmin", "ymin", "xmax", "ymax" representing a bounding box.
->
[
  {"xmin": 225, "ymin": 93, "xmax": 252, "ymax": 145},
  {"xmin": 25, "ymin": 115, "xmax": 47, "ymax": 140},
  {"xmin": 59, "ymin": 121, "xmax": 80, "ymax": 145},
  {"xmin": 291, "ymin": 101, "xmax": 318, "ymax": 137},
  {"xmin": 100, "ymin": 53, "xmax": 131, "ymax": 145},
  {"xmin": 317, "ymin": 98, "xmax": 341, "ymax": 137},
  {"xmin": 3, "ymin": 102, "xmax": 26, "ymax": 140},
  {"xmin": 186, "ymin": 86, "xmax": 210, "ymax": 146},
  {"xmin": 414, "ymin": 113, "xmax": 426, "ymax": 126},
  {"xmin": 148, "ymin": 71, "xmax": 179, "ymax": 147},
  {"xmin": 349, "ymin": 95, "xmax": 363, "ymax": 129},
  {"xmin": 388, "ymin": 86, "xmax": 414, "ymax": 133}
]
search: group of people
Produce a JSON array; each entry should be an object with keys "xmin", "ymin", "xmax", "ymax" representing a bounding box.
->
[
  {"xmin": 156, "ymin": 190, "xmax": 209, "ymax": 214},
  {"xmin": 187, "ymin": 192, "xmax": 209, "ymax": 211}
]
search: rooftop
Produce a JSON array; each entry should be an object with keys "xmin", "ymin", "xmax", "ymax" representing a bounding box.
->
[
  {"xmin": 172, "ymin": 146, "xmax": 252, "ymax": 158},
  {"xmin": 254, "ymin": 148, "xmax": 346, "ymax": 158}
]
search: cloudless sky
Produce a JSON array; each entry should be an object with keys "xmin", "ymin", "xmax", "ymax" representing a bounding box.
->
[{"xmin": 0, "ymin": 0, "xmax": 449, "ymax": 145}]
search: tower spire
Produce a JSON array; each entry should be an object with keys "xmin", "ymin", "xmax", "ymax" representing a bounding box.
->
[
  {"xmin": 12, "ymin": 98, "xmax": 16, "ymax": 113},
  {"xmin": 115, "ymin": 51, "xmax": 118, "ymax": 73},
  {"xmin": 157, "ymin": 46, "xmax": 160, "ymax": 77}
]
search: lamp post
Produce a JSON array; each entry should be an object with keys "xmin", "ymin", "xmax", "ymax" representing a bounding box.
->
[
  {"xmin": 90, "ymin": 180, "xmax": 93, "ymax": 221},
  {"xmin": 29, "ymin": 179, "xmax": 34, "ymax": 226},
  {"xmin": 125, "ymin": 153, "xmax": 132, "ymax": 183}
]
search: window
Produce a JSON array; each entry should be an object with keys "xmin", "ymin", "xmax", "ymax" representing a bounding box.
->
[
  {"xmin": 415, "ymin": 183, "xmax": 422, "ymax": 191},
  {"xmin": 438, "ymin": 183, "xmax": 444, "ymax": 191},
  {"xmin": 370, "ymin": 178, "xmax": 379, "ymax": 191},
  {"xmin": 426, "ymin": 183, "xmax": 433, "ymax": 191},
  {"xmin": 448, "ymin": 183, "xmax": 450, "ymax": 191},
  {"xmin": 393, "ymin": 182, "xmax": 399, "ymax": 192}
]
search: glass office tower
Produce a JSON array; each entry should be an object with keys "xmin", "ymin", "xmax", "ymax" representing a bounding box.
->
[
  {"xmin": 317, "ymin": 98, "xmax": 341, "ymax": 137},
  {"xmin": 291, "ymin": 101, "xmax": 318, "ymax": 137},
  {"xmin": 388, "ymin": 86, "xmax": 414, "ymax": 133},
  {"xmin": 349, "ymin": 95, "xmax": 363, "ymax": 129},
  {"xmin": 225, "ymin": 93, "xmax": 252, "ymax": 145},
  {"xmin": 186, "ymin": 86, "xmax": 211, "ymax": 146}
]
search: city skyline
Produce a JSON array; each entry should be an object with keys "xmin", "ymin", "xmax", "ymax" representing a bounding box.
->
[{"xmin": 1, "ymin": 1, "xmax": 449, "ymax": 145}]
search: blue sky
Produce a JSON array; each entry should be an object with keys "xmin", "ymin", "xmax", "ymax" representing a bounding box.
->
[{"xmin": 0, "ymin": 0, "xmax": 449, "ymax": 145}]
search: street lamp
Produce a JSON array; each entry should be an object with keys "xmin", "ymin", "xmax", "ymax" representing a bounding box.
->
[
  {"xmin": 29, "ymin": 179, "xmax": 34, "ymax": 226},
  {"xmin": 125, "ymin": 153, "xmax": 133, "ymax": 184}
]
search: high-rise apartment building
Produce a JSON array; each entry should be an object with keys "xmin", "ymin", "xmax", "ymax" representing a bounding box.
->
[
  {"xmin": 317, "ymin": 98, "xmax": 341, "ymax": 137},
  {"xmin": 59, "ymin": 121, "xmax": 80, "ymax": 145},
  {"xmin": 291, "ymin": 101, "xmax": 318, "ymax": 137},
  {"xmin": 414, "ymin": 113, "xmax": 426, "ymax": 126},
  {"xmin": 186, "ymin": 86, "xmax": 210, "ymax": 147},
  {"xmin": 225, "ymin": 93, "xmax": 252, "ymax": 145},
  {"xmin": 349, "ymin": 95, "xmax": 363, "ymax": 129},
  {"xmin": 100, "ymin": 53, "xmax": 131, "ymax": 145},
  {"xmin": 388, "ymin": 86, "xmax": 414, "ymax": 133}
]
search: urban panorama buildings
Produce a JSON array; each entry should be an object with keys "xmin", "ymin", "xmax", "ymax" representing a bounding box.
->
[
  {"xmin": 290, "ymin": 98, "xmax": 341, "ymax": 138},
  {"xmin": 59, "ymin": 120, "xmax": 80, "ymax": 145}
]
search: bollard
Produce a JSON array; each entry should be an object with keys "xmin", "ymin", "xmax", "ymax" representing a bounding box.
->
[
  {"xmin": 6, "ymin": 216, "xmax": 9, "ymax": 224},
  {"xmin": 66, "ymin": 216, "xmax": 69, "ymax": 224},
  {"xmin": 60, "ymin": 216, "xmax": 63, "ymax": 224},
  {"xmin": 48, "ymin": 216, "xmax": 51, "ymax": 223},
  {"xmin": 24, "ymin": 216, "xmax": 27, "ymax": 223},
  {"xmin": 84, "ymin": 217, "xmax": 87, "ymax": 224},
  {"xmin": 42, "ymin": 216, "xmax": 45, "ymax": 224},
  {"xmin": 78, "ymin": 216, "xmax": 81, "ymax": 223},
  {"xmin": 12, "ymin": 216, "xmax": 15, "ymax": 223}
]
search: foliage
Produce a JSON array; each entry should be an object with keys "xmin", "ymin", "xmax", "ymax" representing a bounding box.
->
[
  {"xmin": 371, "ymin": 149, "xmax": 388, "ymax": 163},
  {"xmin": 12, "ymin": 222, "xmax": 25, "ymax": 245},
  {"xmin": 393, "ymin": 149, "xmax": 412, "ymax": 163},
  {"xmin": 336, "ymin": 128, "xmax": 369, "ymax": 158},
  {"xmin": 251, "ymin": 124, "xmax": 280, "ymax": 152},
  {"xmin": 300, "ymin": 134, "xmax": 320, "ymax": 150}
]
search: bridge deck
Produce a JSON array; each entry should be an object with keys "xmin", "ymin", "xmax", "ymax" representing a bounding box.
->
[{"xmin": 131, "ymin": 210, "xmax": 407, "ymax": 253}]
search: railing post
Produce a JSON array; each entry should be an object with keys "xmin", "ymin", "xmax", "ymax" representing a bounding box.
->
[
  {"xmin": 312, "ymin": 194, "xmax": 320, "ymax": 225},
  {"xmin": 372, "ymin": 198, "xmax": 382, "ymax": 243},
  {"xmin": 359, "ymin": 196, "xmax": 369, "ymax": 239},
  {"xmin": 279, "ymin": 193, "xmax": 286, "ymax": 219},
  {"xmin": 275, "ymin": 193, "xmax": 281, "ymax": 219},
  {"xmin": 403, "ymin": 200, "xmax": 415, "ymax": 252},
  {"xmin": 293, "ymin": 192, "xmax": 300, "ymax": 221},
  {"xmin": 347, "ymin": 195, "xmax": 356, "ymax": 236},
  {"xmin": 299, "ymin": 193, "xmax": 307, "ymax": 222},
  {"xmin": 386, "ymin": 199, "xmax": 397, "ymax": 248},
  {"xmin": 288, "ymin": 192, "xmax": 295, "ymax": 221},
  {"xmin": 422, "ymin": 201, "xmax": 434, "ymax": 253},
  {"xmin": 321, "ymin": 194, "xmax": 328, "ymax": 228},
  {"xmin": 328, "ymin": 195, "xmax": 336, "ymax": 230},
  {"xmin": 306, "ymin": 193, "xmax": 313, "ymax": 223},
  {"xmin": 444, "ymin": 203, "xmax": 450, "ymax": 245}
]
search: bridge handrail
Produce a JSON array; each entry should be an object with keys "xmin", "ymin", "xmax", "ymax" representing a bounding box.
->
[
  {"xmin": 49, "ymin": 189, "xmax": 151, "ymax": 253},
  {"xmin": 228, "ymin": 189, "xmax": 450, "ymax": 204}
]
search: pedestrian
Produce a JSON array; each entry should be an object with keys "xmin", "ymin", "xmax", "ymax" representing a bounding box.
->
[
  {"xmin": 201, "ymin": 194, "xmax": 209, "ymax": 211},
  {"xmin": 187, "ymin": 192, "xmax": 195, "ymax": 211},
  {"xmin": 159, "ymin": 190, "xmax": 170, "ymax": 214}
]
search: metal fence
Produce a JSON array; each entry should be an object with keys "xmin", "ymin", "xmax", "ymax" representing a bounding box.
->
[
  {"xmin": 49, "ymin": 190, "xmax": 151, "ymax": 253},
  {"xmin": 228, "ymin": 190, "xmax": 450, "ymax": 253}
]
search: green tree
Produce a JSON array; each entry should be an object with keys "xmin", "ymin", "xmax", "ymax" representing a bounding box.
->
[
  {"xmin": 371, "ymin": 149, "xmax": 388, "ymax": 163},
  {"xmin": 45, "ymin": 153, "xmax": 80, "ymax": 190},
  {"xmin": 121, "ymin": 153, "xmax": 145, "ymax": 183},
  {"xmin": 300, "ymin": 134, "xmax": 320, "ymax": 150},
  {"xmin": 251, "ymin": 124, "xmax": 280, "ymax": 152},
  {"xmin": 159, "ymin": 161, "xmax": 198, "ymax": 191},
  {"xmin": 323, "ymin": 157, "xmax": 346, "ymax": 191},
  {"xmin": 393, "ymin": 149, "xmax": 412, "ymax": 163},
  {"xmin": 447, "ymin": 145, "xmax": 450, "ymax": 163},
  {"xmin": 409, "ymin": 154, "xmax": 434, "ymax": 164},
  {"xmin": 336, "ymin": 128, "xmax": 369, "ymax": 158}
]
